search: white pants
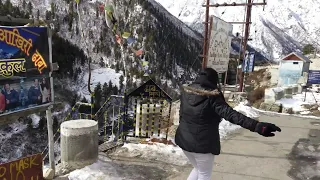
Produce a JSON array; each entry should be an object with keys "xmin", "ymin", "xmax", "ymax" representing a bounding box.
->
[{"xmin": 183, "ymin": 150, "xmax": 215, "ymax": 180}]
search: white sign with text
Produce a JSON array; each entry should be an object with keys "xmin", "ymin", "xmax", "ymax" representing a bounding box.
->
[{"xmin": 207, "ymin": 16, "xmax": 233, "ymax": 73}]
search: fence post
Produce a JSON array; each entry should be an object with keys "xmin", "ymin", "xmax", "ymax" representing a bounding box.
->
[
  {"xmin": 46, "ymin": 107, "xmax": 55, "ymax": 173},
  {"xmin": 165, "ymin": 102, "xmax": 172, "ymax": 140}
]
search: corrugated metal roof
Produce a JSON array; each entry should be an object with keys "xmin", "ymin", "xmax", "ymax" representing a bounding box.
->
[
  {"xmin": 281, "ymin": 52, "xmax": 313, "ymax": 63},
  {"xmin": 295, "ymin": 52, "xmax": 313, "ymax": 63}
]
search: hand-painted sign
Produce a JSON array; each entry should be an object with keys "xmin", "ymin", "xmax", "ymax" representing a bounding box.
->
[
  {"xmin": 0, "ymin": 26, "xmax": 49, "ymax": 77},
  {"xmin": 0, "ymin": 26, "xmax": 52, "ymax": 117},
  {"xmin": 0, "ymin": 153, "xmax": 43, "ymax": 180},
  {"xmin": 0, "ymin": 58, "xmax": 26, "ymax": 78},
  {"xmin": 207, "ymin": 16, "xmax": 233, "ymax": 73},
  {"xmin": 128, "ymin": 79, "xmax": 172, "ymax": 101},
  {"xmin": 307, "ymin": 70, "xmax": 320, "ymax": 84}
]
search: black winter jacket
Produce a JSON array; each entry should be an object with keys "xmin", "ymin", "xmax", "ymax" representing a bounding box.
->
[{"xmin": 175, "ymin": 84, "xmax": 258, "ymax": 155}]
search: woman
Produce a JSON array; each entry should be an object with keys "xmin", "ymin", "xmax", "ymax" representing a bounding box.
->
[
  {"xmin": 175, "ymin": 68, "xmax": 281, "ymax": 180},
  {"xmin": 40, "ymin": 78, "xmax": 50, "ymax": 104},
  {"xmin": 0, "ymin": 90, "xmax": 5, "ymax": 113}
]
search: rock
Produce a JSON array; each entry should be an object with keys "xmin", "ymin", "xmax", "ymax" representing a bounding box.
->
[
  {"xmin": 284, "ymin": 94, "xmax": 293, "ymax": 98},
  {"xmin": 259, "ymin": 103, "xmax": 281, "ymax": 112},
  {"xmin": 55, "ymin": 163, "xmax": 72, "ymax": 177},
  {"xmin": 270, "ymin": 104, "xmax": 281, "ymax": 112},
  {"xmin": 292, "ymin": 85, "xmax": 299, "ymax": 94},
  {"xmin": 282, "ymin": 107, "xmax": 293, "ymax": 114},
  {"xmin": 264, "ymin": 88, "xmax": 284, "ymax": 104},
  {"xmin": 43, "ymin": 168, "xmax": 55, "ymax": 180},
  {"xmin": 259, "ymin": 102, "xmax": 269, "ymax": 111},
  {"xmin": 223, "ymin": 91, "xmax": 231, "ymax": 100},
  {"xmin": 168, "ymin": 125, "xmax": 178, "ymax": 138},
  {"xmin": 310, "ymin": 105, "xmax": 319, "ymax": 111}
]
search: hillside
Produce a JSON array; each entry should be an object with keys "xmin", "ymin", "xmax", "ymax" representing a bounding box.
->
[
  {"xmin": 157, "ymin": 0, "xmax": 320, "ymax": 60},
  {"xmin": 3, "ymin": 0, "xmax": 207, "ymax": 102}
]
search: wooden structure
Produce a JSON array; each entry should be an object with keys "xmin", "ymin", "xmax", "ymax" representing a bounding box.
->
[
  {"xmin": 126, "ymin": 79, "xmax": 172, "ymax": 140},
  {"xmin": 278, "ymin": 52, "xmax": 312, "ymax": 86}
]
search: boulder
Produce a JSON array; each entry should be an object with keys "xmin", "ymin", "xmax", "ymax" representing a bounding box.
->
[
  {"xmin": 264, "ymin": 88, "xmax": 284, "ymax": 104},
  {"xmin": 270, "ymin": 104, "xmax": 282, "ymax": 112},
  {"xmin": 282, "ymin": 107, "xmax": 293, "ymax": 114},
  {"xmin": 43, "ymin": 168, "xmax": 55, "ymax": 180},
  {"xmin": 292, "ymin": 85, "xmax": 299, "ymax": 94},
  {"xmin": 259, "ymin": 102, "xmax": 281, "ymax": 112},
  {"xmin": 223, "ymin": 91, "xmax": 231, "ymax": 100},
  {"xmin": 284, "ymin": 94, "xmax": 293, "ymax": 98}
]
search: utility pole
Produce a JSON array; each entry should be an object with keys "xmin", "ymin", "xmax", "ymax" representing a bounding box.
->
[
  {"xmin": 238, "ymin": 0, "xmax": 253, "ymax": 92},
  {"xmin": 201, "ymin": 1, "xmax": 266, "ymax": 92},
  {"xmin": 202, "ymin": 0, "xmax": 210, "ymax": 69}
]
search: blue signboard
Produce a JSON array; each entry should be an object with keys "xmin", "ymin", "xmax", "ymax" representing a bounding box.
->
[
  {"xmin": 307, "ymin": 70, "xmax": 320, "ymax": 84},
  {"xmin": 0, "ymin": 26, "xmax": 52, "ymax": 116},
  {"xmin": 242, "ymin": 52, "xmax": 255, "ymax": 73}
]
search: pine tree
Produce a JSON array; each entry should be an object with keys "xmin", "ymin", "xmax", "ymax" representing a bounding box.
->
[
  {"xmin": 108, "ymin": 80, "xmax": 113, "ymax": 91},
  {"xmin": 96, "ymin": 6, "xmax": 99, "ymax": 18},
  {"xmin": 22, "ymin": 0, "xmax": 26, "ymax": 9},
  {"xmin": 94, "ymin": 83, "xmax": 102, "ymax": 109},
  {"xmin": 102, "ymin": 82, "xmax": 109, "ymax": 101},
  {"xmin": 112, "ymin": 85, "xmax": 118, "ymax": 95},
  {"xmin": 81, "ymin": 97, "xmax": 88, "ymax": 103},
  {"xmin": 99, "ymin": 57, "xmax": 105, "ymax": 67},
  {"xmin": 115, "ymin": 62, "xmax": 120, "ymax": 73},
  {"xmin": 51, "ymin": 2, "xmax": 55, "ymax": 19},
  {"xmin": 68, "ymin": 1, "xmax": 74, "ymax": 31},
  {"xmin": 303, "ymin": 44, "xmax": 315, "ymax": 55},
  {"xmin": 37, "ymin": 9, "xmax": 40, "ymax": 19},
  {"xmin": 27, "ymin": 1, "xmax": 32, "ymax": 15},
  {"xmin": 119, "ymin": 75, "xmax": 124, "ymax": 91}
]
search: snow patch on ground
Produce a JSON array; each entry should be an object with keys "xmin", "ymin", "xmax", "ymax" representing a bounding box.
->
[
  {"xmin": 0, "ymin": 121, "xmax": 28, "ymax": 142},
  {"xmin": 76, "ymin": 66, "xmax": 123, "ymax": 101},
  {"xmin": 276, "ymin": 91, "xmax": 320, "ymax": 113},
  {"xmin": 120, "ymin": 143, "xmax": 188, "ymax": 166},
  {"xmin": 68, "ymin": 159, "xmax": 121, "ymax": 180},
  {"xmin": 28, "ymin": 114, "xmax": 40, "ymax": 128},
  {"xmin": 234, "ymin": 102, "xmax": 260, "ymax": 119},
  {"xmin": 219, "ymin": 119, "xmax": 241, "ymax": 138}
]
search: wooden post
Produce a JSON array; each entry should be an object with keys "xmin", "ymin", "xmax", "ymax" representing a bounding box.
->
[
  {"xmin": 47, "ymin": 11, "xmax": 55, "ymax": 173},
  {"xmin": 202, "ymin": 0, "xmax": 210, "ymax": 69},
  {"xmin": 165, "ymin": 102, "xmax": 172, "ymax": 140},
  {"xmin": 46, "ymin": 107, "xmax": 55, "ymax": 173},
  {"xmin": 223, "ymin": 70, "xmax": 228, "ymax": 93},
  {"xmin": 238, "ymin": 0, "xmax": 253, "ymax": 92},
  {"xmin": 48, "ymin": 25, "xmax": 55, "ymax": 105}
]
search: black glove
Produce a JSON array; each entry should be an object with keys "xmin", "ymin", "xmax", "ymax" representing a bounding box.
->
[{"xmin": 254, "ymin": 122, "xmax": 281, "ymax": 137}]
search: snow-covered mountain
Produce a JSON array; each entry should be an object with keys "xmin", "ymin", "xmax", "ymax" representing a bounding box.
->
[
  {"xmin": 156, "ymin": 0, "xmax": 320, "ymax": 60},
  {"xmin": 6, "ymin": 0, "xmax": 206, "ymax": 100}
]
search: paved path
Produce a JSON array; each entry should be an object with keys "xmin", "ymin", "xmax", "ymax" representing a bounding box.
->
[{"xmin": 170, "ymin": 114, "xmax": 320, "ymax": 180}]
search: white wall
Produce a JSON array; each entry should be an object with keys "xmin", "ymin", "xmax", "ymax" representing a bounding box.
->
[{"xmin": 278, "ymin": 60, "xmax": 303, "ymax": 86}]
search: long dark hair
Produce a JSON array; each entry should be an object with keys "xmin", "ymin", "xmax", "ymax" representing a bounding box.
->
[{"xmin": 40, "ymin": 78, "xmax": 49, "ymax": 90}]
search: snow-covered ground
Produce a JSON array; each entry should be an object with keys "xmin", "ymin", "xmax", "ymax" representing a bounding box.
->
[
  {"xmin": 68, "ymin": 158, "xmax": 122, "ymax": 180},
  {"xmin": 75, "ymin": 65, "xmax": 123, "ymax": 101},
  {"xmin": 63, "ymin": 102, "xmax": 261, "ymax": 179},
  {"xmin": 275, "ymin": 87, "xmax": 320, "ymax": 114}
]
